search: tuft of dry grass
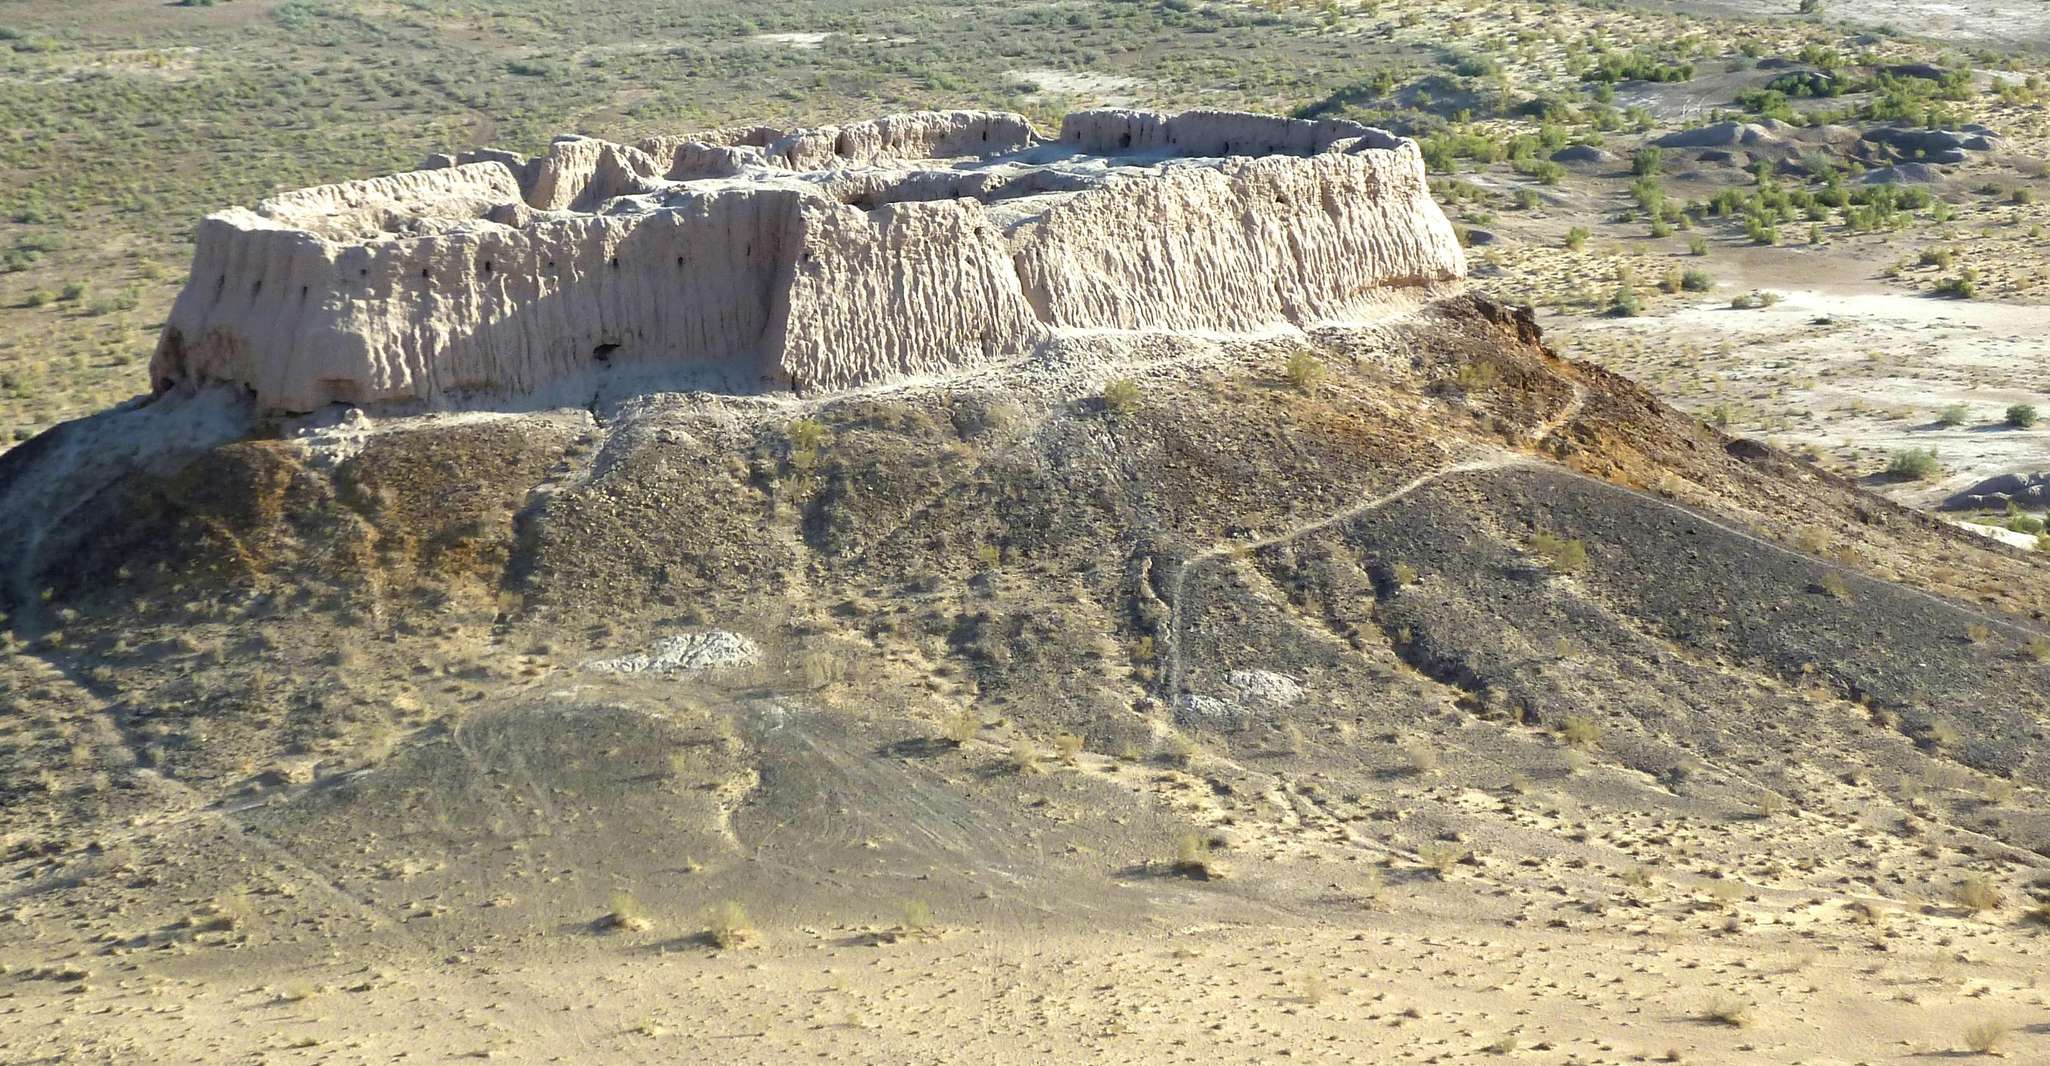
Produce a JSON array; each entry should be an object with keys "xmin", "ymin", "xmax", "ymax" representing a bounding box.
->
[
  {"xmin": 900, "ymin": 899, "xmax": 934, "ymax": 936},
  {"xmin": 1952, "ymin": 876, "xmax": 2003, "ymax": 914},
  {"xmin": 940, "ymin": 708, "xmax": 980, "ymax": 746},
  {"xmin": 1963, "ymin": 1019, "xmax": 2010, "ymax": 1055},
  {"xmin": 1170, "ymin": 832, "xmax": 1224, "ymax": 880},
  {"xmin": 1558, "ymin": 714, "xmax": 1602, "ymax": 750},
  {"xmin": 1418, "ymin": 841, "xmax": 1468, "ymax": 878},
  {"xmin": 1701, "ymin": 998, "xmax": 1753, "ymax": 1028},
  {"xmin": 1402, "ymin": 737, "xmax": 1439, "ymax": 775},
  {"xmin": 605, "ymin": 892, "xmax": 652, "ymax": 933},
  {"xmin": 705, "ymin": 900, "xmax": 755, "ymax": 949}
]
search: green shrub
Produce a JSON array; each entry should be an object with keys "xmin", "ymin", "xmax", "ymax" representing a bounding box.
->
[
  {"xmin": 1100, "ymin": 378, "xmax": 1141, "ymax": 415},
  {"xmin": 1885, "ymin": 448, "xmax": 1940, "ymax": 480},
  {"xmin": 1285, "ymin": 350, "xmax": 1326, "ymax": 392},
  {"xmin": 1681, "ymin": 268, "xmax": 1713, "ymax": 292},
  {"xmin": 2005, "ymin": 404, "xmax": 2038, "ymax": 428},
  {"xmin": 1564, "ymin": 226, "xmax": 1590, "ymax": 250},
  {"xmin": 1934, "ymin": 271, "xmax": 1979, "ymax": 299},
  {"xmin": 1529, "ymin": 531, "xmax": 1588, "ymax": 573},
  {"xmin": 1938, "ymin": 404, "xmax": 1969, "ymax": 426},
  {"xmin": 1610, "ymin": 285, "xmax": 1643, "ymax": 317},
  {"xmin": 1631, "ymin": 147, "xmax": 1663, "ymax": 176}
]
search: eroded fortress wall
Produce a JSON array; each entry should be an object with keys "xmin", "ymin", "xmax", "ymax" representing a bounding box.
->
[{"xmin": 152, "ymin": 109, "xmax": 1465, "ymax": 413}]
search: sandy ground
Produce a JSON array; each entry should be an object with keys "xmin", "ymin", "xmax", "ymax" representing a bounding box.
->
[{"xmin": 10, "ymin": 917, "xmax": 2048, "ymax": 1065}]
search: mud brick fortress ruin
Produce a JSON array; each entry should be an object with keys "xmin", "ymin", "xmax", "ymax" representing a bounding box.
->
[{"xmin": 149, "ymin": 109, "xmax": 1467, "ymax": 413}]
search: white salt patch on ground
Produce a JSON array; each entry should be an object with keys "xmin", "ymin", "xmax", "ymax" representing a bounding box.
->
[{"xmin": 585, "ymin": 631, "xmax": 762, "ymax": 675}]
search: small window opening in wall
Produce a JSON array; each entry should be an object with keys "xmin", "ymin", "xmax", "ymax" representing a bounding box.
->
[
  {"xmin": 610, "ymin": 256, "xmax": 620, "ymax": 269},
  {"xmin": 483, "ymin": 260, "xmax": 493, "ymax": 274},
  {"xmin": 676, "ymin": 256, "xmax": 684, "ymax": 268},
  {"xmin": 421, "ymin": 268, "xmax": 431, "ymax": 279},
  {"xmin": 546, "ymin": 261, "xmax": 555, "ymax": 270},
  {"xmin": 592, "ymin": 343, "xmax": 619, "ymax": 363}
]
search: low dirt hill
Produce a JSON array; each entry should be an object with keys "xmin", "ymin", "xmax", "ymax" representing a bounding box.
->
[{"xmin": 2, "ymin": 292, "xmax": 2047, "ymax": 1063}]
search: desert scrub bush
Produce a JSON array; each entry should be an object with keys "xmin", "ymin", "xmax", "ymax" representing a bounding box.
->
[
  {"xmin": 1952, "ymin": 876, "xmax": 2003, "ymax": 914},
  {"xmin": 705, "ymin": 900, "xmax": 755, "ymax": 948},
  {"xmin": 785, "ymin": 417, "xmax": 829, "ymax": 472},
  {"xmin": 1564, "ymin": 226, "xmax": 1590, "ymax": 250},
  {"xmin": 1933, "ymin": 271, "xmax": 1979, "ymax": 299},
  {"xmin": 1680, "ymin": 268, "xmax": 1713, "ymax": 292},
  {"xmin": 1054, "ymin": 733, "xmax": 1083, "ymax": 764},
  {"xmin": 1938, "ymin": 404, "xmax": 1969, "ymax": 426},
  {"xmin": 604, "ymin": 892, "xmax": 652, "ymax": 933},
  {"xmin": 1631, "ymin": 147, "xmax": 1662, "ymax": 176},
  {"xmin": 1402, "ymin": 736, "xmax": 1440, "ymax": 775},
  {"xmin": 1885, "ymin": 448, "xmax": 1940, "ymax": 480},
  {"xmin": 1009, "ymin": 736, "xmax": 1042, "ymax": 774},
  {"xmin": 1418, "ymin": 841, "xmax": 1468, "ymax": 878},
  {"xmin": 1558, "ymin": 714, "xmax": 1603, "ymax": 750},
  {"xmin": 2005, "ymin": 403, "xmax": 2038, "ymax": 428},
  {"xmin": 1171, "ymin": 831, "xmax": 1223, "ymax": 879},
  {"xmin": 1687, "ymin": 235, "xmax": 1709, "ymax": 256},
  {"xmin": 900, "ymin": 899, "xmax": 934, "ymax": 936},
  {"xmin": 1702, "ymin": 999, "xmax": 1754, "ymax": 1028},
  {"xmin": 1609, "ymin": 284, "xmax": 1643, "ymax": 317},
  {"xmin": 1729, "ymin": 290, "xmax": 1781, "ymax": 309},
  {"xmin": 939, "ymin": 707, "xmax": 980, "ymax": 746},
  {"xmin": 1528, "ymin": 531, "xmax": 1588, "ymax": 573},
  {"xmin": 1817, "ymin": 572, "xmax": 1851, "ymax": 599},
  {"xmin": 1099, "ymin": 377, "xmax": 1140, "ymax": 415},
  {"xmin": 1452, "ymin": 361, "xmax": 1498, "ymax": 393},
  {"xmin": 1963, "ymin": 1020, "xmax": 2010, "ymax": 1055},
  {"xmin": 1284, "ymin": 349, "xmax": 1326, "ymax": 392}
]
